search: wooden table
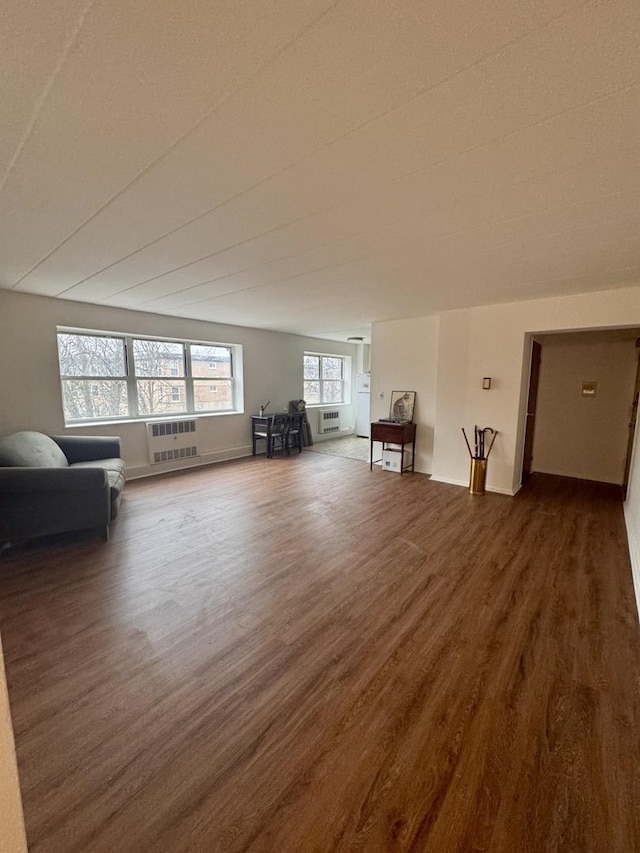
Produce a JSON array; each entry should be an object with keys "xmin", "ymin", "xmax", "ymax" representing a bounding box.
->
[{"xmin": 370, "ymin": 421, "xmax": 417, "ymax": 475}]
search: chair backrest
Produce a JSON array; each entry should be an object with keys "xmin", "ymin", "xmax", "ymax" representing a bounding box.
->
[
  {"xmin": 288, "ymin": 399, "xmax": 306, "ymax": 413},
  {"xmin": 272, "ymin": 413, "xmax": 289, "ymax": 434},
  {"xmin": 288, "ymin": 412, "xmax": 305, "ymax": 431}
]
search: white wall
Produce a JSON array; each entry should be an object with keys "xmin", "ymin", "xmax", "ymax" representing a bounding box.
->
[
  {"xmin": 372, "ymin": 284, "xmax": 640, "ymax": 615},
  {"xmin": 426, "ymin": 286, "xmax": 640, "ymax": 495},
  {"xmin": 0, "ymin": 290, "xmax": 356, "ymax": 475},
  {"xmin": 533, "ymin": 334, "xmax": 638, "ymax": 484},
  {"xmin": 430, "ymin": 306, "xmax": 525, "ymax": 493},
  {"xmin": 0, "ymin": 636, "xmax": 27, "ymax": 853},
  {"xmin": 370, "ymin": 316, "xmax": 439, "ymax": 474}
]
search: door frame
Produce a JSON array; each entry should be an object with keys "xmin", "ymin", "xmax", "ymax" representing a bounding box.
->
[
  {"xmin": 521, "ymin": 339, "xmax": 542, "ymax": 484},
  {"xmin": 622, "ymin": 338, "xmax": 640, "ymax": 499}
]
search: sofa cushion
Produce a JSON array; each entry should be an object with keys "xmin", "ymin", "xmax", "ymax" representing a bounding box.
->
[
  {"xmin": 0, "ymin": 431, "xmax": 69, "ymax": 469},
  {"xmin": 71, "ymin": 458, "xmax": 126, "ymax": 503}
]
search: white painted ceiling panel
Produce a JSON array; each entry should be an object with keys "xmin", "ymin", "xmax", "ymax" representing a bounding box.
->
[
  {"xmin": 0, "ymin": 0, "xmax": 91, "ymax": 176},
  {"xmin": 0, "ymin": 0, "xmax": 336, "ymax": 283},
  {"xmin": 1, "ymin": 0, "xmax": 639, "ymax": 340},
  {"xmin": 90, "ymin": 87, "xmax": 640, "ymax": 312},
  {"xmin": 20, "ymin": 0, "xmax": 631, "ymax": 299}
]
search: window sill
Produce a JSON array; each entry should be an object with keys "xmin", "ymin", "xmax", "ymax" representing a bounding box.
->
[
  {"xmin": 305, "ymin": 402, "xmax": 351, "ymax": 408},
  {"xmin": 64, "ymin": 410, "xmax": 244, "ymax": 429}
]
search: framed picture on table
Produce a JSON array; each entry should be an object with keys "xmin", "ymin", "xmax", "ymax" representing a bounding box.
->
[{"xmin": 390, "ymin": 391, "xmax": 416, "ymax": 422}]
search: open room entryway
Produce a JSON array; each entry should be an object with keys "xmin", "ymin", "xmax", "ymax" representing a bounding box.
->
[
  {"xmin": 521, "ymin": 328, "xmax": 640, "ymax": 491},
  {"xmin": 306, "ymin": 434, "xmax": 369, "ymax": 462}
]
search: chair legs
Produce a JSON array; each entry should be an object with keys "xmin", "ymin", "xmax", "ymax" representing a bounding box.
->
[{"xmin": 288, "ymin": 430, "xmax": 303, "ymax": 454}]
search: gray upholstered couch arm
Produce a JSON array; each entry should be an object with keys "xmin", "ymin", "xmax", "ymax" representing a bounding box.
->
[
  {"xmin": 0, "ymin": 466, "xmax": 108, "ymax": 492},
  {"xmin": 51, "ymin": 435, "xmax": 122, "ymax": 464}
]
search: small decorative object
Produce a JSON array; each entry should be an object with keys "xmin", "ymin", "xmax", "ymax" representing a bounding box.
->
[
  {"xmin": 482, "ymin": 377, "xmax": 492, "ymax": 390},
  {"xmin": 390, "ymin": 390, "xmax": 416, "ymax": 422},
  {"xmin": 461, "ymin": 425, "xmax": 498, "ymax": 494},
  {"xmin": 259, "ymin": 400, "xmax": 270, "ymax": 416},
  {"xmin": 581, "ymin": 381, "xmax": 597, "ymax": 397}
]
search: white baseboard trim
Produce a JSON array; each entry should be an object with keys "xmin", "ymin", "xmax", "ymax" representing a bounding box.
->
[
  {"xmin": 430, "ymin": 475, "xmax": 518, "ymax": 496},
  {"xmin": 313, "ymin": 428, "xmax": 355, "ymax": 442},
  {"xmin": 623, "ymin": 503, "xmax": 640, "ymax": 624},
  {"xmin": 127, "ymin": 446, "xmax": 253, "ymax": 480},
  {"xmin": 430, "ymin": 475, "xmax": 468, "ymax": 489}
]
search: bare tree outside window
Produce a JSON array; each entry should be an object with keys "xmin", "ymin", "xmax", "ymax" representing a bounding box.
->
[
  {"xmin": 57, "ymin": 331, "xmax": 239, "ymax": 422},
  {"xmin": 58, "ymin": 333, "xmax": 128, "ymax": 420},
  {"xmin": 133, "ymin": 339, "xmax": 187, "ymax": 415},
  {"xmin": 303, "ymin": 353, "xmax": 346, "ymax": 405}
]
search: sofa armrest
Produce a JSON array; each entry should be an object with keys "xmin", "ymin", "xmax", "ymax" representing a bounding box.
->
[
  {"xmin": 50, "ymin": 435, "xmax": 121, "ymax": 464},
  {"xmin": 0, "ymin": 466, "xmax": 108, "ymax": 493}
]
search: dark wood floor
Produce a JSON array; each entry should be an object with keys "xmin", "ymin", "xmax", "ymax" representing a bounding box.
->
[{"xmin": 1, "ymin": 453, "xmax": 639, "ymax": 853}]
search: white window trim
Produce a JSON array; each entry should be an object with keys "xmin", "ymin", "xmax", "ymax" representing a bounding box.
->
[
  {"xmin": 57, "ymin": 328, "xmax": 244, "ymax": 425},
  {"xmin": 303, "ymin": 352, "xmax": 351, "ymax": 407}
]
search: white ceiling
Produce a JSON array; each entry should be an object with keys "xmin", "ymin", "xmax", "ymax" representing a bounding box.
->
[{"xmin": 1, "ymin": 0, "xmax": 639, "ymax": 343}]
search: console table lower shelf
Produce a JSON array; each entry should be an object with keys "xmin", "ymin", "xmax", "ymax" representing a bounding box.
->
[{"xmin": 370, "ymin": 421, "xmax": 417, "ymax": 475}]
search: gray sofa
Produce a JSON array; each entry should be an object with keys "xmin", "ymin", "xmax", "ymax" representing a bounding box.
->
[{"xmin": 0, "ymin": 431, "xmax": 125, "ymax": 544}]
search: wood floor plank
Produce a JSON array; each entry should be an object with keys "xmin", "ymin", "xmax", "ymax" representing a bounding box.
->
[{"xmin": 1, "ymin": 455, "xmax": 639, "ymax": 852}]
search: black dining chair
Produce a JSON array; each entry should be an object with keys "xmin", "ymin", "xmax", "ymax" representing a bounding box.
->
[
  {"xmin": 287, "ymin": 411, "xmax": 305, "ymax": 454},
  {"xmin": 252, "ymin": 414, "xmax": 288, "ymax": 458},
  {"xmin": 269, "ymin": 414, "xmax": 289, "ymax": 457}
]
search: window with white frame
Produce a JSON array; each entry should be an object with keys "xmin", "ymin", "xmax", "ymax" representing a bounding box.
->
[
  {"xmin": 57, "ymin": 330, "xmax": 240, "ymax": 423},
  {"xmin": 303, "ymin": 353, "xmax": 348, "ymax": 405}
]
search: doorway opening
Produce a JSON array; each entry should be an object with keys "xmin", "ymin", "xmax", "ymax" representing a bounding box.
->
[{"xmin": 520, "ymin": 328, "xmax": 640, "ymax": 492}]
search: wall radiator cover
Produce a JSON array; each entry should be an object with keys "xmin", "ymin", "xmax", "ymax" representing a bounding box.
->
[
  {"xmin": 318, "ymin": 409, "xmax": 341, "ymax": 434},
  {"xmin": 146, "ymin": 419, "xmax": 199, "ymax": 464}
]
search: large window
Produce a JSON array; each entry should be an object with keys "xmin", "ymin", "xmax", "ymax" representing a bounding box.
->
[
  {"xmin": 303, "ymin": 353, "xmax": 348, "ymax": 405},
  {"xmin": 57, "ymin": 330, "xmax": 240, "ymax": 423}
]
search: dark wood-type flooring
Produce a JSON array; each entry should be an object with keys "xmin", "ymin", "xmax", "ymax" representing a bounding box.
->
[{"xmin": 1, "ymin": 453, "xmax": 640, "ymax": 852}]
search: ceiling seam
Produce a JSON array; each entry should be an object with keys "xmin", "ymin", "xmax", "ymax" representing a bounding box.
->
[
  {"xmin": 144, "ymin": 204, "xmax": 640, "ymax": 313},
  {"xmin": 99, "ymin": 137, "xmax": 640, "ymax": 305},
  {"xmin": 0, "ymin": 0, "xmax": 96, "ymax": 198},
  {"xmin": 18, "ymin": 0, "xmax": 595, "ymax": 291},
  {"xmin": 66, "ymin": 79, "xmax": 637, "ymax": 306},
  {"xmin": 9, "ymin": 0, "xmax": 342, "ymax": 288},
  {"xmin": 131, "ymin": 197, "xmax": 640, "ymax": 314}
]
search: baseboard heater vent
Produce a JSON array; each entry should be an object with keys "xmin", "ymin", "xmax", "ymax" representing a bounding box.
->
[
  {"xmin": 319, "ymin": 409, "xmax": 341, "ymax": 434},
  {"xmin": 146, "ymin": 419, "xmax": 199, "ymax": 465}
]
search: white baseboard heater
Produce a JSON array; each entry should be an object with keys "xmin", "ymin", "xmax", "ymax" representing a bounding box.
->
[
  {"xmin": 146, "ymin": 419, "xmax": 199, "ymax": 465},
  {"xmin": 318, "ymin": 409, "xmax": 341, "ymax": 434}
]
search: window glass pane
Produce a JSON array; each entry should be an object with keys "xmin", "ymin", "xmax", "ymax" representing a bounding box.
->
[
  {"xmin": 137, "ymin": 380, "xmax": 187, "ymax": 414},
  {"xmin": 57, "ymin": 333, "xmax": 125, "ymax": 377},
  {"xmin": 193, "ymin": 379, "xmax": 233, "ymax": 411},
  {"xmin": 303, "ymin": 355, "xmax": 320, "ymax": 379},
  {"xmin": 322, "ymin": 380, "xmax": 343, "ymax": 403},
  {"xmin": 62, "ymin": 379, "xmax": 128, "ymax": 420},
  {"xmin": 322, "ymin": 357, "xmax": 343, "ymax": 380},
  {"xmin": 191, "ymin": 345, "xmax": 231, "ymax": 378},
  {"xmin": 133, "ymin": 339, "xmax": 185, "ymax": 377},
  {"xmin": 304, "ymin": 380, "xmax": 320, "ymax": 404}
]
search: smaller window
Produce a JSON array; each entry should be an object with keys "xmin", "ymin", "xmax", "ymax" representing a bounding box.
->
[
  {"xmin": 303, "ymin": 353, "xmax": 348, "ymax": 404},
  {"xmin": 171, "ymin": 387, "xmax": 182, "ymax": 402}
]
